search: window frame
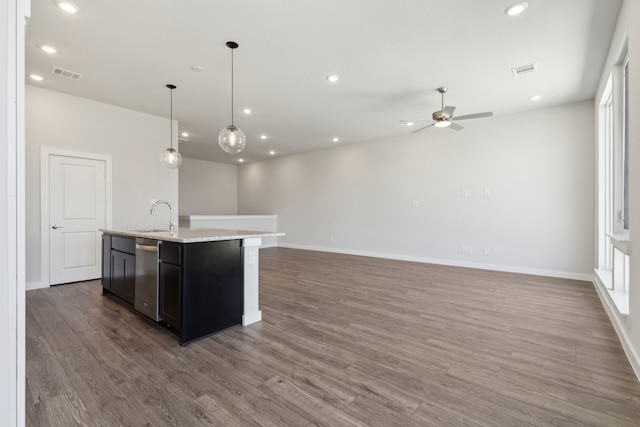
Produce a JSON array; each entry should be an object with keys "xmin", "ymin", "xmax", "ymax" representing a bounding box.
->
[
  {"xmin": 596, "ymin": 50, "xmax": 630, "ymax": 312},
  {"xmin": 622, "ymin": 57, "xmax": 629, "ymax": 231}
]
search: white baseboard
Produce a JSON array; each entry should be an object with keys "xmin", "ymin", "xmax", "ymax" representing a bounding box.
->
[
  {"xmin": 26, "ymin": 281, "xmax": 48, "ymax": 291},
  {"xmin": 242, "ymin": 310, "xmax": 262, "ymax": 326},
  {"xmin": 592, "ymin": 274, "xmax": 640, "ymax": 381},
  {"xmin": 277, "ymin": 243, "xmax": 593, "ymax": 282}
]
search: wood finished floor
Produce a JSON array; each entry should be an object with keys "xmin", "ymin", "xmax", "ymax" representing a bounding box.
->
[{"xmin": 26, "ymin": 247, "xmax": 640, "ymax": 426}]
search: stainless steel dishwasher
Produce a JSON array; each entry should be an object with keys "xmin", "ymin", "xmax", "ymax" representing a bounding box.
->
[{"xmin": 134, "ymin": 238, "xmax": 161, "ymax": 321}]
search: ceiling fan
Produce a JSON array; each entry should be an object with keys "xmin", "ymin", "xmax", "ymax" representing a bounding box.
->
[{"xmin": 401, "ymin": 87, "xmax": 493, "ymax": 133}]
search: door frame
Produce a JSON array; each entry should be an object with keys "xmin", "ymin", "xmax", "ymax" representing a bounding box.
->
[{"xmin": 40, "ymin": 147, "xmax": 113, "ymax": 287}]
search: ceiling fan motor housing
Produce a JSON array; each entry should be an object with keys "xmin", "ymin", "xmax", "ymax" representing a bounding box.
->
[{"xmin": 433, "ymin": 110, "xmax": 452, "ymax": 121}]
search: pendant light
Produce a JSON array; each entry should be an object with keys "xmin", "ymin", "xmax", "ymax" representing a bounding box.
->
[
  {"xmin": 161, "ymin": 84, "xmax": 182, "ymax": 169},
  {"xmin": 218, "ymin": 41, "xmax": 246, "ymax": 154}
]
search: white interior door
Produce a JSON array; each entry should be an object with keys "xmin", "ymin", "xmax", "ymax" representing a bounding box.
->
[{"xmin": 49, "ymin": 155, "xmax": 106, "ymax": 285}]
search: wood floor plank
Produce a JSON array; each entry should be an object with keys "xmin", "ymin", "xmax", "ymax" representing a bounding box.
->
[
  {"xmin": 410, "ymin": 399, "xmax": 485, "ymax": 427},
  {"xmin": 32, "ymin": 388, "xmax": 97, "ymax": 427},
  {"xmin": 194, "ymin": 393, "xmax": 261, "ymax": 427},
  {"xmin": 259, "ymin": 375, "xmax": 368, "ymax": 427},
  {"xmin": 26, "ymin": 247, "xmax": 640, "ymax": 426},
  {"xmin": 497, "ymin": 366, "xmax": 640, "ymax": 425}
]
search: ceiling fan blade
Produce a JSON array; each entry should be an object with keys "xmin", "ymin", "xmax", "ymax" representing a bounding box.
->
[
  {"xmin": 442, "ymin": 106, "xmax": 456, "ymax": 116},
  {"xmin": 449, "ymin": 122, "xmax": 464, "ymax": 131},
  {"xmin": 411, "ymin": 123, "xmax": 435, "ymax": 134},
  {"xmin": 454, "ymin": 112, "xmax": 493, "ymax": 121}
]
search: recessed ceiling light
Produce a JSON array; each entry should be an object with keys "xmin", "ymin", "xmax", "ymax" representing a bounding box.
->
[
  {"xmin": 260, "ymin": 134, "xmax": 267, "ymax": 140},
  {"xmin": 190, "ymin": 65, "xmax": 204, "ymax": 72},
  {"xmin": 505, "ymin": 2, "xmax": 528, "ymax": 16},
  {"xmin": 238, "ymin": 158, "xmax": 244, "ymax": 163},
  {"xmin": 529, "ymin": 95, "xmax": 542, "ymax": 101},
  {"xmin": 58, "ymin": 2, "xmax": 78, "ymax": 13},
  {"xmin": 29, "ymin": 74, "xmax": 44, "ymax": 81},
  {"xmin": 332, "ymin": 137, "xmax": 339, "ymax": 143},
  {"xmin": 40, "ymin": 45, "xmax": 57, "ymax": 54},
  {"xmin": 181, "ymin": 132, "xmax": 189, "ymax": 137},
  {"xmin": 269, "ymin": 150, "xmax": 275, "ymax": 155},
  {"xmin": 327, "ymin": 75, "xmax": 340, "ymax": 83},
  {"xmin": 242, "ymin": 108, "xmax": 252, "ymax": 114},
  {"xmin": 405, "ymin": 122, "xmax": 414, "ymax": 127}
]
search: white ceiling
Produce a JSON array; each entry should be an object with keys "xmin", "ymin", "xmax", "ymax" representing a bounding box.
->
[{"xmin": 25, "ymin": 0, "xmax": 621, "ymax": 164}]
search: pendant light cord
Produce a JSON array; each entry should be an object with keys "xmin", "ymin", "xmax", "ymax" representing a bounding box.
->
[
  {"xmin": 170, "ymin": 87, "xmax": 174, "ymax": 149},
  {"xmin": 230, "ymin": 47, "xmax": 234, "ymax": 126}
]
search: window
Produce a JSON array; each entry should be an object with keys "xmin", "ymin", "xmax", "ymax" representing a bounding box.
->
[
  {"xmin": 597, "ymin": 52, "xmax": 630, "ymax": 314},
  {"xmin": 623, "ymin": 58, "xmax": 629, "ymax": 230}
]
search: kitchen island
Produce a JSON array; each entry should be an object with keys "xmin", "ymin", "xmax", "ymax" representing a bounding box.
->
[{"xmin": 101, "ymin": 227, "xmax": 283, "ymax": 344}]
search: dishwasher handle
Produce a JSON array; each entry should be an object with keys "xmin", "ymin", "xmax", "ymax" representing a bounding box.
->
[{"xmin": 136, "ymin": 243, "xmax": 158, "ymax": 252}]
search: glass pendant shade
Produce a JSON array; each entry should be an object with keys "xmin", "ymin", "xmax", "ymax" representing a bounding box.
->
[
  {"xmin": 218, "ymin": 125, "xmax": 246, "ymax": 154},
  {"xmin": 161, "ymin": 147, "xmax": 182, "ymax": 169}
]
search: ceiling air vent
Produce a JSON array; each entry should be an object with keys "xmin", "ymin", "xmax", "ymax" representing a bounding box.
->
[
  {"xmin": 50, "ymin": 66, "xmax": 83, "ymax": 81},
  {"xmin": 511, "ymin": 62, "xmax": 538, "ymax": 77}
]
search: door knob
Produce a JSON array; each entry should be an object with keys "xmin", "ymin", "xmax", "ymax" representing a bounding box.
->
[{"xmin": 51, "ymin": 225, "xmax": 63, "ymax": 229}]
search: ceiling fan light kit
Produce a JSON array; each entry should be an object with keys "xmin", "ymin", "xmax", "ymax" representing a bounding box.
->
[
  {"xmin": 505, "ymin": 2, "xmax": 528, "ymax": 16},
  {"xmin": 401, "ymin": 86, "xmax": 493, "ymax": 134},
  {"xmin": 218, "ymin": 41, "xmax": 247, "ymax": 154}
]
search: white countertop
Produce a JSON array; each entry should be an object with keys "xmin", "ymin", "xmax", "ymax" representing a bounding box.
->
[
  {"xmin": 101, "ymin": 227, "xmax": 284, "ymax": 243},
  {"xmin": 179, "ymin": 214, "xmax": 277, "ymax": 220}
]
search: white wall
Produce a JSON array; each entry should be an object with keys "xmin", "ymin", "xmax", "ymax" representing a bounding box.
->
[
  {"xmin": 239, "ymin": 100, "xmax": 595, "ymax": 279},
  {"xmin": 26, "ymin": 85, "xmax": 179, "ymax": 286},
  {"xmin": 1, "ymin": 0, "xmax": 27, "ymax": 424},
  {"xmin": 593, "ymin": 0, "xmax": 640, "ymax": 377},
  {"xmin": 179, "ymin": 157, "xmax": 237, "ymax": 214}
]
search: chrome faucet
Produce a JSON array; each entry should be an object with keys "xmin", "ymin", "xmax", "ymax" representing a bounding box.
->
[{"xmin": 150, "ymin": 200, "xmax": 175, "ymax": 234}]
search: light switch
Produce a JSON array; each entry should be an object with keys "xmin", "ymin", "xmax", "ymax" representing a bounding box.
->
[{"xmin": 462, "ymin": 189, "xmax": 469, "ymax": 198}]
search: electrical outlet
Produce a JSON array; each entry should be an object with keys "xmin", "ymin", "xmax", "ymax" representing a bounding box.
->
[
  {"xmin": 461, "ymin": 246, "xmax": 473, "ymax": 254},
  {"xmin": 483, "ymin": 247, "xmax": 490, "ymax": 255},
  {"xmin": 483, "ymin": 189, "xmax": 491, "ymax": 197},
  {"xmin": 411, "ymin": 200, "xmax": 420, "ymax": 208},
  {"xmin": 462, "ymin": 189, "xmax": 469, "ymax": 198}
]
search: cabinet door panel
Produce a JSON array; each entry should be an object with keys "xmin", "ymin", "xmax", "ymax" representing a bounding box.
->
[
  {"xmin": 160, "ymin": 262, "xmax": 181, "ymax": 332},
  {"xmin": 112, "ymin": 250, "xmax": 135, "ymax": 305},
  {"xmin": 160, "ymin": 243, "xmax": 182, "ymax": 265},
  {"xmin": 122, "ymin": 252, "xmax": 135, "ymax": 304},
  {"xmin": 111, "ymin": 236, "xmax": 135, "ymax": 254},
  {"xmin": 111, "ymin": 252, "xmax": 124, "ymax": 294},
  {"xmin": 101, "ymin": 234, "xmax": 111, "ymax": 289}
]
